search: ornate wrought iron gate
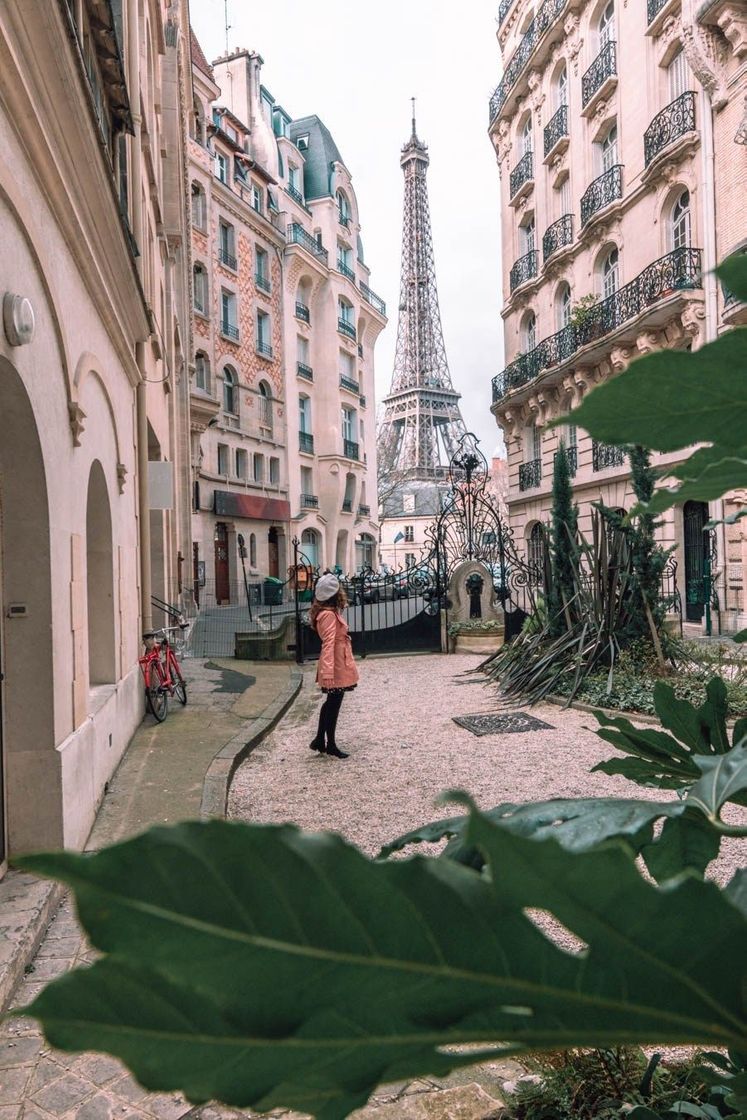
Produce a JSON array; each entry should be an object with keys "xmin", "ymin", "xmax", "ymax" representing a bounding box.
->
[{"xmin": 684, "ymin": 500, "xmax": 713, "ymax": 623}]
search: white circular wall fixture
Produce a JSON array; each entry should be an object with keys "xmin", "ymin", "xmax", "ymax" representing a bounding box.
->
[{"xmin": 3, "ymin": 293, "xmax": 35, "ymax": 346}]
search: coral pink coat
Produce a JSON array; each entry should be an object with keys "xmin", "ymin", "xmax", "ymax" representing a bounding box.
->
[{"xmin": 315, "ymin": 609, "xmax": 360, "ymax": 689}]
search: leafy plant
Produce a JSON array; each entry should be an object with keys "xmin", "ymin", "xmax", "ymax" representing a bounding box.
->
[
  {"xmin": 448, "ymin": 618, "xmax": 505, "ymax": 636},
  {"xmin": 548, "ymin": 440, "xmax": 578, "ymax": 637},
  {"xmin": 569, "ymin": 294, "xmax": 598, "ymax": 329}
]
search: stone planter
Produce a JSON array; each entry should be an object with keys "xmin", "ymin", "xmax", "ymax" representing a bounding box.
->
[{"xmin": 453, "ymin": 629, "xmax": 505, "ymax": 655}]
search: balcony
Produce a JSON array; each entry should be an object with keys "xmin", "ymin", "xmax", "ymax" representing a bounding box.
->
[
  {"xmin": 593, "ymin": 441, "xmax": 626, "ymax": 472},
  {"xmin": 358, "ymin": 504, "xmax": 371, "ymax": 517},
  {"xmin": 554, "ymin": 444, "xmax": 577, "ymax": 476},
  {"xmin": 297, "ymin": 362, "xmax": 313, "ymax": 381},
  {"xmin": 255, "ymin": 272, "xmax": 271, "ymax": 294},
  {"xmin": 342, "ymin": 498, "xmax": 353, "ymax": 513},
  {"xmin": 509, "ymin": 249, "xmax": 539, "ymax": 294},
  {"xmin": 581, "ymin": 164, "xmax": 623, "ymax": 227},
  {"xmin": 337, "ymin": 260, "xmax": 356, "ymax": 283},
  {"xmin": 509, "ymin": 151, "xmax": 534, "ymax": 201},
  {"xmin": 492, "ymin": 247, "xmax": 702, "ymax": 404},
  {"xmin": 256, "ymin": 339, "xmax": 273, "ymax": 359},
  {"xmin": 543, "ymin": 104, "xmax": 569, "ymax": 159},
  {"xmin": 360, "ymin": 281, "xmax": 386, "ymax": 316},
  {"xmin": 519, "ymin": 459, "xmax": 542, "ymax": 491},
  {"xmin": 286, "ymin": 223, "xmax": 328, "ymax": 266},
  {"xmin": 488, "ymin": 0, "xmax": 567, "ymax": 125},
  {"xmin": 498, "ymin": 0, "xmax": 513, "ymax": 25},
  {"xmin": 343, "ymin": 438, "xmax": 359, "ymax": 460},
  {"xmin": 286, "ymin": 183, "xmax": 304, "ymax": 206},
  {"xmin": 218, "ymin": 246, "xmax": 237, "ymax": 270},
  {"xmin": 340, "ymin": 375, "xmax": 360, "ymax": 394},
  {"xmin": 338, "ymin": 317, "xmax": 357, "ymax": 340},
  {"xmin": 648, "ymin": 0, "xmax": 668, "ymax": 22},
  {"xmin": 295, "ymin": 301, "xmax": 310, "ymax": 323},
  {"xmin": 301, "ymin": 493, "xmax": 319, "ymax": 509},
  {"xmin": 542, "ymin": 214, "xmax": 573, "ymax": 263},
  {"xmin": 221, "ymin": 322, "xmax": 239, "ymax": 342},
  {"xmin": 644, "ymin": 92, "xmax": 696, "ymax": 167},
  {"xmin": 299, "ymin": 431, "xmax": 314, "ymax": 454},
  {"xmin": 582, "ymin": 41, "xmax": 617, "ymax": 112}
]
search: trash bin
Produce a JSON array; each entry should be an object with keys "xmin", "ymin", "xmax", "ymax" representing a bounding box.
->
[{"xmin": 263, "ymin": 576, "xmax": 284, "ymax": 606}]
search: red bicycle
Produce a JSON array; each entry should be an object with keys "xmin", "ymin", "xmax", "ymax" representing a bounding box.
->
[{"xmin": 139, "ymin": 626, "xmax": 187, "ymax": 722}]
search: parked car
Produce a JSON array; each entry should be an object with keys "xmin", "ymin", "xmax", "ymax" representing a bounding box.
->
[{"xmin": 361, "ymin": 571, "xmax": 411, "ymax": 603}]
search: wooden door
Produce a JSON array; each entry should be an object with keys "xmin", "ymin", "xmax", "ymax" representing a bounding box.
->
[{"xmin": 214, "ymin": 523, "xmax": 230, "ymax": 604}]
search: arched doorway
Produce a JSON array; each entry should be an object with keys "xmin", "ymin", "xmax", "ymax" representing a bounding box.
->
[
  {"xmin": 684, "ymin": 501, "xmax": 710, "ymax": 622},
  {"xmin": 214, "ymin": 523, "xmax": 230, "ymax": 603},
  {"xmin": 0, "ymin": 356, "xmax": 57, "ymax": 862},
  {"xmin": 268, "ymin": 526, "xmax": 279, "ymax": 578},
  {"xmin": 86, "ymin": 461, "xmax": 116, "ymax": 686},
  {"xmin": 301, "ymin": 528, "xmax": 320, "ymax": 569}
]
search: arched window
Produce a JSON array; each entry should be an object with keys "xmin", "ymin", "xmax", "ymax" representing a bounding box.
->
[
  {"xmin": 555, "ymin": 64, "xmax": 568, "ymax": 109},
  {"xmin": 527, "ymin": 522, "xmax": 545, "ymax": 585},
  {"xmin": 599, "ymin": 1, "xmax": 615, "ymax": 47},
  {"xmin": 191, "ymin": 182, "xmax": 206, "ymax": 229},
  {"xmin": 223, "ymin": 366, "xmax": 237, "ymax": 415},
  {"xmin": 671, "ymin": 189, "xmax": 691, "ymax": 251},
  {"xmin": 301, "ymin": 528, "xmax": 320, "ymax": 568},
  {"xmin": 195, "ymin": 351, "xmax": 210, "ymax": 392},
  {"xmin": 249, "ymin": 532, "xmax": 257, "ymax": 568},
  {"xmin": 600, "ymin": 123, "xmax": 618, "ymax": 172},
  {"xmin": 336, "ymin": 189, "xmax": 350, "ymax": 225},
  {"xmin": 601, "ymin": 246, "xmax": 619, "ymax": 298},
  {"xmin": 668, "ymin": 48, "xmax": 690, "ymax": 100},
  {"xmin": 520, "ymin": 114, "xmax": 533, "ymax": 156},
  {"xmin": 193, "ymin": 263, "xmax": 208, "ymax": 314},
  {"xmin": 522, "ymin": 312, "xmax": 537, "ymax": 352},
  {"xmin": 87, "ymin": 461, "xmax": 115, "ymax": 685},
  {"xmin": 556, "ymin": 282, "xmax": 572, "ymax": 330},
  {"xmin": 258, "ymin": 380, "xmax": 272, "ymax": 428}
]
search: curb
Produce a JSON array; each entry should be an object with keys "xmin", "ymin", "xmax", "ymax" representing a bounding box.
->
[
  {"xmin": 544, "ymin": 694, "xmax": 662, "ymax": 726},
  {"xmin": 0, "ymin": 879, "xmax": 64, "ymax": 1013},
  {"xmin": 200, "ymin": 667, "xmax": 303, "ymax": 820}
]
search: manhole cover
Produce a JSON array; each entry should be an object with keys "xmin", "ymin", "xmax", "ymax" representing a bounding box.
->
[{"xmin": 453, "ymin": 712, "xmax": 553, "ymax": 736}]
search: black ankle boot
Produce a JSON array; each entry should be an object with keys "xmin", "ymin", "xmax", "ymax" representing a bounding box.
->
[
  {"xmin": 326, "ymin": 744, "xmax": 349, "ymax": 759},
  {"xmin": 309, "ymin": 739, "xmax": 325, "ymax": 753}
]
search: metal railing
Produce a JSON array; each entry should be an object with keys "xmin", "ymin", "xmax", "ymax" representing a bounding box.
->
[
  {"xmin": 338, "ymin": 211, "xmax": 350, "ymax": 227},
  {"xmin": 343, "ymin": 438, "xmax": 359, "ymax": 460},
  {"xmin": 644, "ymin": 92, "xmax": 696, "ymax": 166},
  {"xmin": 582, "ymin": 40, "xmax": 617, "ymax": 107},
  {"xmin": 554, "ymin": 444, "xmax": 577, "ymax": 476},
  {"xmin": 358, "ymin": 504, "xmax": 371, "ymax": 517},
  {"xmin": 360, "ymin": 281, "xmax": 386, "ymax": 315},
  {"xmin": 286, "ymin": 183, "xmax": 304, "ymax": 206},
  {"xmin": 342, "ymin": 498, "xmax": 353, "ymax": 512},
  {"xmin": 339, "ymin": 375, "xmax": 360, "ymax": 393},
  {"xmin": 221, "ymin": 322, "xmax": 239, "ymax": 341},
  {"xmin": 295, "ymin": 301, "xmax": 310, "ymax": 322},
  {"xmin": 581, "ymin": 164, "xmax": 623, "ymax": 226},
  {"xmin": 297, "ymin": 362, "xmax": 313, "ymax": 381},
  {"xmin": 299, "ymin": 431, "xmax": 314, "ymax": 454},
  {"xmin": 256, "ymin": 339, "xmax": 273, "ymax": 358},
  {"xmin": 218, "ymin": 246, "xmax": 237, "ymax": 270},
  {"xmin": 648, "ymin": 0, "xmax": 668, "ymax": 22},
  {"xmin": 488, "ymin": 0, "xmax": 567, "ymax": 124},
  {"xmin": 337, "ymin": 260, "xmax": 356, "ymax": 282},
  {"xmin": 255, "ymin": 272, "xmax": 271, "ymax": 293},
  {"xmin": 542, "ymin": 214, "xmax": 573, "ymax": 262},
  {"xmin": 359, "ymin": 394, "xmax": 367, "ymax": 408},
  {"xmin": 338, "ymin": 317, "xmax": 357, "ymax": 340},
  {"xmin": 498, "ymin": 0, "xmax": 513, "ymax": 25},
  {"xmin": 301, "ymin": 493, "xmax": 319, "ymax": 508},
  {"xmin": 286, "ymin": 223, "xmax": 328, "ymax": 265},
  {"xmin": 493, "ymin": 247, "xmax": 702, "ymax": 403},
  {"xmin": 519, "ymin": 458, "xmax": 542, "ymax": 491},
  {"xmin": 510, "ymin": 150, "xmax": 534, "ymax": 198},
  {"xmin": 509, "ymin": 249, "xmax": 539, "ymax": 293},
  {"xmin": 543, "ymin": 103, "xmax": 568, "ymax": 157},
  {"xmin": 593, "ymin": 441, "xmax": 626, "ymax": 471}
]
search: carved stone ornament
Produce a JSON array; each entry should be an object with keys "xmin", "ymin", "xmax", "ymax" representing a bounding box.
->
[
  {"xmin": 636, "ymin": 329, "xmax": 664, "ymax": 354},
  {"xmin": 68, "ymin": 401, "xmax": 86, "ymax": 446},
  {"xmin": 610, "ymin": 345, "xmax": 633, "ymax": 373},
  {"xmin": 494, "ymin": 119, "xmax": 513, "ymax": 166},
  {"xmin": 680, "ymin": 19, "xmax": 728, "ymax": 108},
  {"xmin": 714, "ymin": 4, "xmax": 747, "ymax": 58},
  {"xmin": 736, "ymin": 94, "xmax": 747, "ymax": 145},
  {"xmin": 681, "ymin": 300, "xmax": 707, "ymax": 341},
  {"xmin": 527, "ymin": 70, "xmax": 546, "ymax": 116},
  {"xmin": 563, "ymin": 13, "xmax": 583, "ymax": 74},
  {"xmin": 116, "ymin": 463, "xmax": 128, "ymax": 494}
]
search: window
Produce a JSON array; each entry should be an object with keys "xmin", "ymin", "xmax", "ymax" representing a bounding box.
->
[
  {"xmin": 215, "ymin": 151, "xmax": 228, "ymax": 184},
  {"xmin": 193, "ymin": 263, "xmax": 208, "ymax": 314},
  {"xmin": 341, "ymin": 405, "xmax": 355, "ymax": 442},
  {"xmin": 298, "ymin": 335, "xmax": 309, "ymax": 365},
  {"xmin": 668, "ymin": 49, "xmax": 690, "ymax": 100},
  {"xmin": 602, "ymin": 246, "xmax": 619, "ymax": 297},
  {"xmin": 195, "ymin": 351, "xmax": 209, "ymax": 392},
  {"xmin": 556, "ymin": 283, "xmax": 572, "ymax": 330},
  {"xmin": 217, "ymin": 443, "xmax": 229, "ymax": 475},
  {"xmin": 221, "ymin": 290, "xmax": 237, "ymax": 337},
  {"xmin": 191, "ymin": 183, "xmax": 206, "ymax": 229},
  {"xmin": 256, "ymin": 247, "xmax": 269, "ymax": 288},
  {"xmin": 520, "ymin": 114, "xmax": 533, "ymax": 156},
  {"xmin": 522, "ymin": 312, "xmax": 537, "ymax": 353},
  {"xmin": 528, "ymin": 522, "xmax": 545, "ymax": 582},
  {"xmin": 219, "ymin": 221, "xmax": 236, "ymax": 268},
  {"xmin": 253, "ymin": 453, "xmax": 264, "ymax": 483},
  {"xmin": 404, "ymin": 525, "xmax": 414, "ymax": 543},
  {"xmin": 532, "ymin": 425, "xmax": 542, "ymax": 461},
  {"xmin": 258, "ymin": 381, "xmax": 272, "ymax": 428},
  {"xmin": 296, "ymin": 134, "xmax": 309, "ymax": 151},
  {"xmin": 256, "ymin": 310, "xmax": 271, "ymax": 354},
  {"xmin": 599, "ymin": 0, "xmax": 615, "ymax": 47},
  {"xmin": 249, "ymin": 533, "xmax": 257, "ymax": 567},
  {"xmin": 559, "ymin": 175, "xmax": 572, "ymax": 217},
  {"xmin": 600, "ymin": 124, "xmax": 618, "ymax": 172},
  {"xmin": 340, "ymin": 350, "xmax": 356, "ymax": 381},
  {"xmin": 521, "ymin": 216, "xmax": 535, "ymax": 254},
  {"xmin": 336, "ymin": 189, "xmax": 350, "ymax": 224},
  {"xmin": 298, "ymin": 394, "xmax": 311, "ymax": 433},
  {"xmin": 222, "ymin": 366, "xmax": 238, "ymax": 415},
  {"xmin": 251, "ymin": 183, "xmax": 263, "ymax": 213},
  {"xmin": 288, "ymin": 163, "xmax": 302, "ymax": 195},
  {"xmin": 301, "ymin": 465, "xmax": 313, "ymax": 492},
  {"xmin": 337, "ymin": 243, "xmax": 353, "ymax": 271},
  {"xmin": 556, "ymin": 65, "xmax": 568, "ymax": 109},
  {"xmin": 235, "ymin": 449, "xmax": 247, "ymax": 478},
  {"xmin": 338, "ymin": 298, "xmax": 353, "ymax": 324},
  {"xmin": 405, "ymin": 553, "xmax": 416, "ymax": 569},
  {"xmin": 671, "ymin": 189, "xmax": 691, "ymax": 250}
]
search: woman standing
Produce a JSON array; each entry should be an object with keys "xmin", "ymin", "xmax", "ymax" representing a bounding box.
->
[{"xmin": 308, "ymin": 573, "xmax": 359, "ymax": 759}]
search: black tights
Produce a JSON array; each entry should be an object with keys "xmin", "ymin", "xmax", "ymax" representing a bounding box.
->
[{"xmin": 315, "ymin": 691, "xmax": 345, "ymax": 748}]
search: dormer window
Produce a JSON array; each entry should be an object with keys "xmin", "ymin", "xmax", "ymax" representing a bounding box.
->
[{"xmin": 296, "ymin": 134, "xmax": 309, "ymax": 151}]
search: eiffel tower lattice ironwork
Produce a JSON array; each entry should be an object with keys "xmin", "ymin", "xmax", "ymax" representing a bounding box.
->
[{"xmin": 377, "ymin": 105, "xmax": 469, "ymax": 489}]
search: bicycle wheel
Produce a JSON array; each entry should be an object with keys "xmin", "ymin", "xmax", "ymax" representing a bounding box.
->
[
  {"xmin": 145, "ymin": 661, "xmax": 168, "ymax": 722},
  {"xmin": 170, "ymin": 654, "xmax": 187, "ymax": 705}
]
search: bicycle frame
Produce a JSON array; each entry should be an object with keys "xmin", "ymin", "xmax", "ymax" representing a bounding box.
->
[{"xmin": 138, "ymin": 628, "xmax": 185, "ymax": 695}]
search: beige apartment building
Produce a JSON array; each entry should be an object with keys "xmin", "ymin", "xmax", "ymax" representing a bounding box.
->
[
  {"xmin": 188, "ymin": 40, "xmax": 386, "ymax": 597},
  {"xmin": 489, "ymin": 0, "xmax": 747, "ymax": 630},
  {"xmin": 0, "ymin": 0, "xmax": 193, "ymax": 867}
]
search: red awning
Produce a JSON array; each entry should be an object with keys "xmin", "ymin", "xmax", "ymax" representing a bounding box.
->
[{"xmin": 214, "ymin": 491, "xmax": 291, "ymax": 522}]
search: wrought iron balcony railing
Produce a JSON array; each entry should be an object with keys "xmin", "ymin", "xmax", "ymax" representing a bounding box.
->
[
  {"xmin": 510, "ymin": 150, "xmax": 534, "ymax": 198},
  {"xmin": 338, "ymin": 211, "xmax": 350, "ymax": 227},
  {"xmin": 509, "ymin": 249, "xmax": 539, "ymax": 293},
  {"xmin": 221, "ymin": 322, "xmax": 239, "ymax": 341},
  {"xmin": 498, "ymin": 0, "xmax": 513, "ymax": 25},
  {"xmin": 360, "ymin": 281, "xmax": 386, "ymax": 316},
  {"xmin": 255, "ymin": 272, "xmax": 271, "ymax": 293},
  {"xmin": 339, "ymin": 375, "xmax": 360, "ymax": 394},
  {"xmin": 295, "ymin": 301, "xmax": 310, "ymax": 323},
  {"xmin": 648, "ymin": 0, "xmax": 668, "ymax": 22},
  {"xmin": 300, "ymin": 493, "xmax": 319, "ymax": 508},
  {"xmin": 582, "ymin": 40, "xmax": 617, "ymax": 108},
  {"xmin": 299, "ymin": 431, "xmax": 314, "ymax": 454},
  {"xmin": 218, "ymin": 246, "xmax": 237, "ymax": 270},
  {"xmin": 489, "ymin": 0, "xmax": 567, "ymax": 124},
  {"xmin": 286, "ymin": 223, "xmax": 328, "ymax": 265},
  {"xmin": 256, "ymin": 339, "xmax": 273, "ymax": 358},
  {"xmin": 338, "ymin": 317, "xmax": 357, "ymax": 340},
  {"xmin": 358, "ymin": 504, "xmax": 371, "ymax": 517},
  {"xmin": 297, "ymin": 362, "xmax": 313, "ymax": 381},
  {"xmin": 592, "ymin": 441, "xmax": 626, "ymax": 471},
  {"xmin": 543, "ymin": 103, "xmax": 569, "ymax": 157},
  {"xmin": 542, "ymin": 214, "xmax": 573, "ymax": 262},
  {"xmin": 644, "ymin": 92, "xmax": 696, "ymax": 166},
  {"xmin": 287, "ymin": 183, "xmax": 304, "ymax": 206},
  {"xmin": 581, "ymin": 164, "xmax": 623, "ymax": 226},
  {"xmin": 343, "ymin": 438, "xmax": 359, "ymax": 460},
  {"xmin": 337, "ymin": 260, "xmax": 356, "ymax": 282},
  {"xmin": 519, "ymin": 458, "xmax": 542, "ymax": 491},
  {"xmin": 342, "ymin": 498, "xmax": 353, "ymax": 513},
  {"xmin": 554, "ymin": 444, "xmax": 577, "ymax": 476},
  {"xmin": 492, "ymin": 247, "xmax": 702, "ymax": 403}
]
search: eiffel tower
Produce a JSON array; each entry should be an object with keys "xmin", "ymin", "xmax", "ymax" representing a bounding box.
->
[{"xmin": 377, "ymin": 103, "xmax": 469, "ymax": 501}]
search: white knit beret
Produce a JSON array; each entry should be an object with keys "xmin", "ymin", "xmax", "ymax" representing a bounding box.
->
[{"xmin": 314, "ymin": 573, "xmax": 340, "ymax": 602}]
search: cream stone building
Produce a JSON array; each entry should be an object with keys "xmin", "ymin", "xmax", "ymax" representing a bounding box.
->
[
  {"xmin": 188, "ymin": 42, "xmax": 386, "ymax": 593},
  {"xmin": 488, "ymin": 0, "xmax": 747, "ymax": 631},
  {"xmin": 0, "ymin": 0, "xmax": 193, "ymax": 869}
]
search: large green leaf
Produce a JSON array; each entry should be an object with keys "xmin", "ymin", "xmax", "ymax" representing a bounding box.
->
[
  {"xmin": 717, "ymin": 254, "xmax": 747, "ymax": 304},
  {"xmin": 641, "ymin": 813, "xmax": 721, "ymax": 883},
  {"xmin": 687, "ymin": 745, "xmax": 747, "ymax": 819},
  {"xmin": 645, "ymin": 454, "xmax": 747, "ymax": 516},
  {"xmin": 14, "ymin": 815, "xmax": 747, "ymax": 1119}
]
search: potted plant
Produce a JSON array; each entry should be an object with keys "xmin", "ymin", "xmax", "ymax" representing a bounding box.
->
[{"xmin": 447, "ymin": 617, "xmax": 505, "ymax": 655}]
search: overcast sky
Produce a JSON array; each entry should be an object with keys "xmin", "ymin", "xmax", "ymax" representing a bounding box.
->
[{"xmin": 190, "ymin": 0, "xmax": 505, "ymax": 458}]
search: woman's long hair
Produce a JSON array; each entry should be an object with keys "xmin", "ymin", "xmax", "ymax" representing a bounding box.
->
[{"xmin": 309, "ymin": 587, "xmax": 348, "ymax": 631}]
